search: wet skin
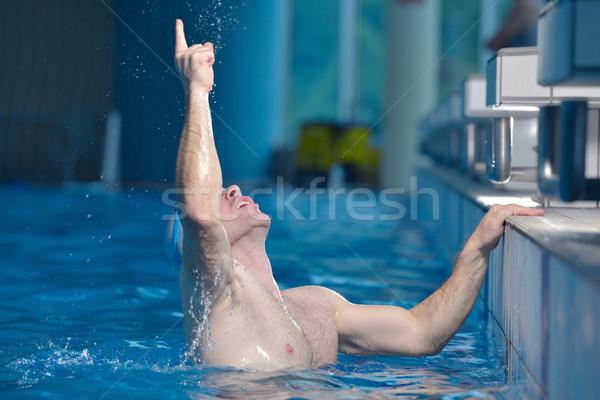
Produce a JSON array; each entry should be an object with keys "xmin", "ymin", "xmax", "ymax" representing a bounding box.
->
[{"xmin": 173, "ymin": 19, "xmax": 545, "ymax": 370}]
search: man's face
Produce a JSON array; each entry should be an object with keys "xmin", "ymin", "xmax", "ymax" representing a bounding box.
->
[{"xmin": 219, "ymin": 185, "xmax": 271, "ymax": 245}]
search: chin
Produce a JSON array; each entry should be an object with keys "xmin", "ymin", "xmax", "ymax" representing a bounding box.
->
[
  {"xmin": 248, "ymin": 205, "xmax": 271, "ymax": 223},
  {"xmin": 252, "ymin": 211, "xmax": 271, "ymax": 228},
  {"xmin": 222, "ymin": 205, "xmax": 271, "ymax": 242}
]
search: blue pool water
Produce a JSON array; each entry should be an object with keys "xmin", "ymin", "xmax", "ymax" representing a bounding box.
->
[{"xmin": 1, "ymin": 185, "xmax": 515, "ymax": 399}]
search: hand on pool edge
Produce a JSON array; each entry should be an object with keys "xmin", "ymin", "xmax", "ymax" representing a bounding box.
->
[
  {"xmin": 469, "ymin": 204, "xmax": 544, "ymax": 255},
  {"xmin": 407, "ymin": 204, "xmax": 544, "ymax": 354}
]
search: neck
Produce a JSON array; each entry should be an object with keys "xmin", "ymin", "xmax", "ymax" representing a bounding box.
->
[{"xmin": 231, "ymin": 239, "xmax": 282, "ymax": 302}]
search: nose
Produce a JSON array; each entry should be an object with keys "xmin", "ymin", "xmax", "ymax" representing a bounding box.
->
[{"xmin": 224, "ymin": 185, "xmax": 241, "ymax": 199}]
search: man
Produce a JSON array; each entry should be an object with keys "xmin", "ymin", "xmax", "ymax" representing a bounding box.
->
[{"xmin": 172, "ymin": 19, "xmax": 544, "ymax": 370}]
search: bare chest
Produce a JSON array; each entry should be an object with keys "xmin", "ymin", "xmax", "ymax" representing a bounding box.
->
[
  {"xmin": 183, "ymin": 268, "xmax": 314, "ymax": 369},
  {"xmin": 282, "ymin": 289, "xmax": 339, "ymax": 367}
]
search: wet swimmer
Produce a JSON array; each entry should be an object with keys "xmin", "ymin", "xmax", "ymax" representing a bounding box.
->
[{"xmin": 172, "ymin": 19, "xmax": 544, "ymax": 370}]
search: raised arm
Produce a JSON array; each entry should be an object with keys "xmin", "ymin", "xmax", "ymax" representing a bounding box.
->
[
  {"xmin": 174, "ymin": 19, "xmax": 234, "ymax": 295},
  {"xmin": 335, "ymin": 204, "xmax": 544, "ymax": 357}
]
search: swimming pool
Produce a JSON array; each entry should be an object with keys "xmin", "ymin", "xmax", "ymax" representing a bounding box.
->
[{"xmin": 0, "ymin": 185, "xmax": 517, "ymax": 399}]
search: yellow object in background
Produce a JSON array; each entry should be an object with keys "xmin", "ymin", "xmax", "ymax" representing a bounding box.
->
[
  {"xmin": 337, "ymin": 126, "xmax": 371, "ymax": 165},
  {"xmin": 296, "ymin": 123, "xmax": 380, "ymax": 185},
  {"xmin": 338, "ymin": 126, "xmax": 380, "ymax": 185},
  {"xmin": 296, "ymin": 123, "xmax": 336, "ymax": 172}
]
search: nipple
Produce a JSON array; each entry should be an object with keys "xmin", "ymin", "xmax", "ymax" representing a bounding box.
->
[{"xmin": 286, "ymin": 344, "xmax": 294, "ymax": 356}]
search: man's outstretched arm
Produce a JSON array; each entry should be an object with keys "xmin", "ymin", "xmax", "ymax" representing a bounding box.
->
[
  {"xmin": 335, "ymin": 204, "xmax": 544, "ymax": 357},
  {"xmin": 174, "ymin": 19, "xmax": 234, "ymax": 295},
  {"xmin": 408, "ymin": 204, "xmax": 544, "ymax": 353}
]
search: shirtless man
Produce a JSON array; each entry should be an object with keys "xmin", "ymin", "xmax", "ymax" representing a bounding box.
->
[{"xmin": 172, "ymin": 19, "xmax": 544, "ymax": 369}]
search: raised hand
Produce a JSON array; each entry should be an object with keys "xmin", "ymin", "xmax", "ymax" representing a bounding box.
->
[
  {"xmin": 470, "ymin": 204, "xmax": 544, "ymax": 254},
  {"xmin": 174, "ymin": 19, "xmax": 215, "ymax": 94}
]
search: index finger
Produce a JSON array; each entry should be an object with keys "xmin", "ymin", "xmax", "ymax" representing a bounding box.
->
[{"xmin": 175, "ymin": 19, "xmax": 188, "ymax": 54}]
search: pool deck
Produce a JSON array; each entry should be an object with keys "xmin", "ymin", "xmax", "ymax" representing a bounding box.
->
[
  {"xmin": 419, "ymin": 166, "xmax": 600, "ymax": 400},
  {"xmin": 423, "ymin": 166, "xmax": 600, "ymax": 281}
]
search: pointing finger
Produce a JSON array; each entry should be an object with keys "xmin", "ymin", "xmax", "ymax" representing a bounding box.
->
[{"xmin": 175, "ymin": 19, "xmax": 188, "ymax": 54}]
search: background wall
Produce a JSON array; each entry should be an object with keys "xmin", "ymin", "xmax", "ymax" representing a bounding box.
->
[
  {"xmin": 0, "ymin": 0, "xmax": 289, "ymax": 184},
  {"xmin": 1, "ymin": 0, "xmax": 503, "ymax": 187},
  {"xmin": 0, "ymin": 0, "xmax": 115, "ymax": 182}
]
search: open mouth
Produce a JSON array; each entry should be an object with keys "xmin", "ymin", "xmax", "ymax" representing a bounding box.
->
[{"xmin": 236, "ymin": 201, "xmax": 252, "ymax": 210}]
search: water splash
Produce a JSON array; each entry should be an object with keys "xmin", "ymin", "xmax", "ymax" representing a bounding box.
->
[
  {"xmin": 7, "ymin": 339, "xmax": 112, "ymax": 387},
  {"xmin": 184, "ymin": 258, "xmax": 238, "ymax": 364},
  {"xmin": 186, "ymin": 282, "xmax": 214, "ymax": 363},
  {"xmin": 189, "ymin": 0, "xmax": 244, "ymax": 52}
]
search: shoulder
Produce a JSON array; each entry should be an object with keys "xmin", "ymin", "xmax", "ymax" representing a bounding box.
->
[
  {"xmin": 282, "ymin": 285, "xmax": 345, "ymax": 298},
  {"xmin": 282, "ymin": 285, "xmax": 349, "ymax": 310}
]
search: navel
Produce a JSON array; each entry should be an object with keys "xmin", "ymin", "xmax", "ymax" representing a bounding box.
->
[{"xmin": 286, "ymin": 344, "xmax": 294, "ymax": 356}]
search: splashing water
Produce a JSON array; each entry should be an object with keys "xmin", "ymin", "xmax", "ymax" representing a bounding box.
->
[
  {"xmin": 185, "ymin": 257, "xmax": 238, "ymax": 364},
  {"xmin": 186, "ymin": 282, "xmax": 215, "ymax": 363},
  {"xmin": 189, "ymin": 0, "xmax": 243, "ymax": 52}
]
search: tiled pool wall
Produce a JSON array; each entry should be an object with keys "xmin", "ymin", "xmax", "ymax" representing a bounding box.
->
[{"xmin": 418, "ymin": 169, "xmax": 600, "ymax": 399}]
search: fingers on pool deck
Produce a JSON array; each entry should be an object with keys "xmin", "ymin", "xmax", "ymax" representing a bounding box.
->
[
  {"xmin": 489, "ymin": 204, "xmax": 544, "ymax": 218},
  {"xmin": 507, "ymin": 204, "xmax": 545, "ymax": 217}
]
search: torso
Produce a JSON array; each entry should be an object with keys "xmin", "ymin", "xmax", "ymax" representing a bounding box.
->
[
  {"xmin": 181, "ymin": 263, "xmax": 314, "ymax": 369},
  {"xmin": 180, "ymin": 264, "xmax": 343, "ymax": 369}
]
